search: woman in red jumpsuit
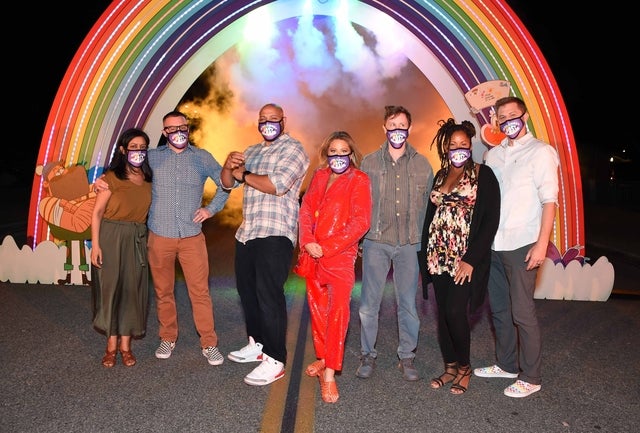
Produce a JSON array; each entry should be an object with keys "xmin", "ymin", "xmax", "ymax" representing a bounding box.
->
[{"xmin": 295, "ymin": 131, "xmax": 371, "ymax": 403}]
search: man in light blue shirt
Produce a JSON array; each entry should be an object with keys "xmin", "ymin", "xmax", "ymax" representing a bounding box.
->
[{"xmin": 146, "ymin": 110, "xmax": 229, "ymax": 366}]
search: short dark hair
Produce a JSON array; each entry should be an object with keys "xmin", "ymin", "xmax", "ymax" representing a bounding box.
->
[
  {"xmin": 163, "ymin": 110, "xmax": 188, "ymax": 123},
  {"xmin": 384, "ymin": 105, "xmax": 412, "ymax": 126}
]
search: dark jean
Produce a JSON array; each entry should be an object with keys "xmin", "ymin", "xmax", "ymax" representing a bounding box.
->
[{"xmin": 234, "ymin": 236, "xmax": 293, "ymax": 364}]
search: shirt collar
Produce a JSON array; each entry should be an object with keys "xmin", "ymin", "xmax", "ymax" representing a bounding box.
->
[{"xmin": 501, "ymin": 131, "xmax": 534, "ymax": 147}]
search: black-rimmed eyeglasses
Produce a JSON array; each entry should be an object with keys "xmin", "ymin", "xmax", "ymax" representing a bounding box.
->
[{"xmin": 163, "ymin": 124, "xmax": 189, "ymax": 133}]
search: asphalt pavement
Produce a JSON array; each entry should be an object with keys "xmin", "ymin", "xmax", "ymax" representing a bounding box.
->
[{"xmin": 1, "ymin": 183, "xmax": 639, "ymax": 433}]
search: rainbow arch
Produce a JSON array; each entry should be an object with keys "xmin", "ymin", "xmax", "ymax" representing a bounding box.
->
[{"xmin": 29, "ymin": 0, "xmax": 583, "ymax": 253}]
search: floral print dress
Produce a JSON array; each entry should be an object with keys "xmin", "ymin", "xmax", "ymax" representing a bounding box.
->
[{"xmin": 426, "ymin": 172, "xmax": 478, "ymax": 277}]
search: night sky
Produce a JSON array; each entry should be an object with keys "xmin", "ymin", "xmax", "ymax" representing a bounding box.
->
[{"xmin": 12, "ymin": 2, "xmax": 634, "ymax": 187}]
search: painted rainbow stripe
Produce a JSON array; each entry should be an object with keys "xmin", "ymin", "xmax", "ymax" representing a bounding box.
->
[{"xmin": 29, "ymin": 0, "xmax": 583, "ymax": 253}]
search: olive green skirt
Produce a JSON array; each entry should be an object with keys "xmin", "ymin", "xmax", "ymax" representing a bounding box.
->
[{"xmin": 91, "ymin": 219, "xmax": 150, "ymax": 337}]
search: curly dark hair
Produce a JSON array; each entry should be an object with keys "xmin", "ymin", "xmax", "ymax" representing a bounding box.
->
[{"xmin": 430, "ymin": 118, "xmax": 476, "ymax": 186}]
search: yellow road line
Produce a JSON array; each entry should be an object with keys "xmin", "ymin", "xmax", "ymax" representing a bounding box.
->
[{"xmin": 260, "ymin": 278, "xmax": 317, "ymax": 433}]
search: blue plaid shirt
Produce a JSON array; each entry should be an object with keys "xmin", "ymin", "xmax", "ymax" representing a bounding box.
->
[
  {"xmin": 147, "ymin": 144, "xmax": 229, "ymax": 238},
  {"xmin": 232, "ymin": 133, "xmax": 309, "ymax": 246}
]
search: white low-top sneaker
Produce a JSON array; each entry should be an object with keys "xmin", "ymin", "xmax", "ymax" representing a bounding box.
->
[
  {"xmin": 228, "ymin": 336, "xmax": 264, "ymax": 363},
  {"xmin": 473, "ymin": 364, "xmax": 518, "ymax": 378},
  {"xmin": 504, "ymin": 380, "xmax": 541, "ymax": 398},
  {"xmin": 243, "ymin": 354, "xmax": 285, "ymax": 386}
]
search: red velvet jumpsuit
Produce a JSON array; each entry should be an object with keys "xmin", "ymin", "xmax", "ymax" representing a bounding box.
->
[{"xmin": 298, "ymin": 166, "xmax": 371, "ymax": 372}]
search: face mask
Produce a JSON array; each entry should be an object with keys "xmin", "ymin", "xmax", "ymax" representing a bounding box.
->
[
  {"xmin": 258, "ymin": 120, "xmax": 282, "ymax": 141},
  {"xmin": 386, "ymin": 128, "xmax": 409, "ymax": 149},
  {"xmin": 167, "ymin": 131, "xmax": 189, "ymax": 149},
  {"xmin": 327, "ymin": 153, "xmax": 351, "ymax": 174},
  {"xmin": 448, "ymin": 148, "xmax": 471, "ymax": 168},
  {"xmin": 499, "ymin": 114, "xmax": 526, "ymax": 139},
  {"xmin": 127, "ymin": 150, "xmax": 147, "ymax": 167}
]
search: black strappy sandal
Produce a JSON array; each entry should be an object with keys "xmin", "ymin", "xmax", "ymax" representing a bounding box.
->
[
  {"xmin": 450, "ymin": 365, "xmax": 472, "ymax": 395},
  {"xmin": 430, "ymin": 362, "xmax": 458, "ymax": 389}
]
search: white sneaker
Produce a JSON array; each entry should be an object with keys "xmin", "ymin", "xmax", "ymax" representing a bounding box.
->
[
  {"xmin": 243, "ymin": 354, "xmax": 285, "ymax": 386},
  {"xmin": 504, "ymin": 380, "xmax": 541, "ymax": 398},
  {"xmin": 473, "ymin": 364, "xmax": 518, "ymax": 378},
  {"xmin": 228, "ymin": 336, "xmax": 263, "ymax": 363}
]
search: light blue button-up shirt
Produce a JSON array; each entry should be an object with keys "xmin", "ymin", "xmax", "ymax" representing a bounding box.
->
[{"xmin": 147, "ymin": 144, "xmax": 229, "ymax": 238}]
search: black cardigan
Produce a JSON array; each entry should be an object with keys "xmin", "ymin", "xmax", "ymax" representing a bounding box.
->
[{"xmin": 418, "ymin": 163, "xmax": 501, "ymax": 312}]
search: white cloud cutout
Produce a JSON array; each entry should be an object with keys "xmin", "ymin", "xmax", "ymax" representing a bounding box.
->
[
  {"xmin": 535, "ymin": 256, "xmax": 615, "ymax": 301},
  {"xmin": 2, "ymin": 233, "xmax": 616, "ymax": 303},
  {"xmin": 0, "ymin": 236, "xmax": 90, "ymax": 285}
]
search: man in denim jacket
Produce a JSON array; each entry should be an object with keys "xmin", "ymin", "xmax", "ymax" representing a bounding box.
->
[{"xmin": 357, "ymin": 105, "xmax": 434, "ymax": 381}]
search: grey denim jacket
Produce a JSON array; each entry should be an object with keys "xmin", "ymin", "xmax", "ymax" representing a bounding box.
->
[{"xmin": 361, "ymin": 143, "xmax": 434, "ymax": 248}]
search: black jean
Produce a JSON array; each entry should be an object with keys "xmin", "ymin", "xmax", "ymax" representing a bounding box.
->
[{"xmin": 234, "ymin": 236, "xmax": 293, "ymax": 364}]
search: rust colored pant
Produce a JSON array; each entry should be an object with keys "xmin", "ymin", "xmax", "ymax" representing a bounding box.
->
[{"xmin": 148, "ymin": 231, "xmax": 217, "ymax": 348}]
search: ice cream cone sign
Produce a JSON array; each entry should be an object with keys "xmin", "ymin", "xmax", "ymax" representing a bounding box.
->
[{"xmin": 464, "ymin": 80, "xmax": 510, "ymax": 147}]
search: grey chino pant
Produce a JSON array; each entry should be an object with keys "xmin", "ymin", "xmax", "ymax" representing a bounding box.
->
[{"xmin": 488, "ymin": 245, "xmax": 542, "ymax": 385}]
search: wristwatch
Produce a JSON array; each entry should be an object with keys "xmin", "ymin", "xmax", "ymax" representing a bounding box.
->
[{"xmin": 241, "ymin": 170, "xmax": 252, "ymax": 183}]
